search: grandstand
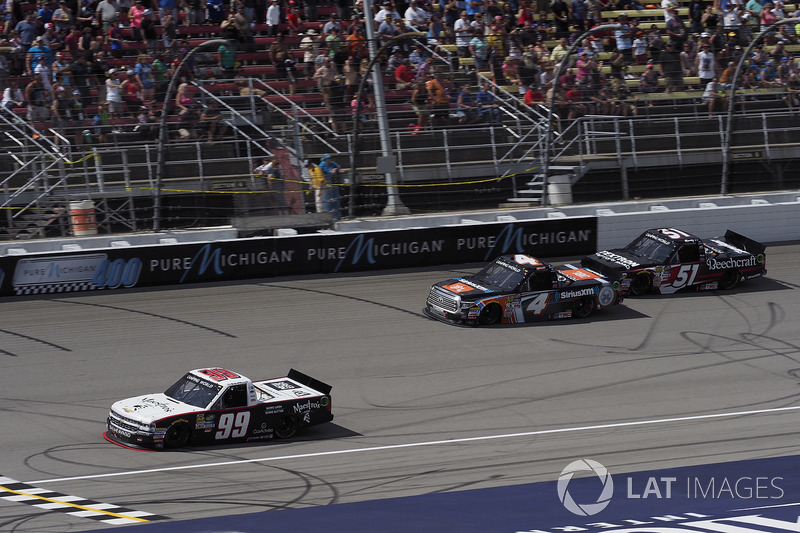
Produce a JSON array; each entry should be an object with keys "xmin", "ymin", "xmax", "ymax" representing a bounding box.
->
[{"xmin": 2, "ymin": 0, "xmax": 800, "ymax": 239}]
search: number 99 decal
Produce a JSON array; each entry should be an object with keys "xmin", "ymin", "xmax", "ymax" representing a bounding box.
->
[
  {"xmin": 91, "ymin": 258, "xmax": 142, "ymax": 289},
  {"xmin": 215, "ymin": 411, "xmax": 251, "ymax": 440}
]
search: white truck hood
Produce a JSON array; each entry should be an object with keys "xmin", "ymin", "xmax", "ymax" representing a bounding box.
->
[{"xmin": 110, "ymin": 393, "xmax": 202, "ymax": 424}]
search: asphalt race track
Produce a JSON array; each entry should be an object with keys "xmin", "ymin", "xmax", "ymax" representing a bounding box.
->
[{"xmin": 1, "ymin": 244, "xmax": 800, "ymax": 532}]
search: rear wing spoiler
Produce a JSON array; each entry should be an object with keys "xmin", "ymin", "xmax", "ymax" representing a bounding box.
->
[
  {"xmin": 723, "ymin": 230, "xmax": 766, "ymax": 255},
  {"xmin": 288, "ymin": 369, "xmax": 333, "ymax": 395}
]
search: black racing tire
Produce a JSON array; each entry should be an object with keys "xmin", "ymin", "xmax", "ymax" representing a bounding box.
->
[
  {"xmin": 629, "ymin": 273, "xmax": 652, "ymax": 296},
  {"xmin": 572, "ymin": 296, "xmax": 595, "ymax": 319},
  {"xmin": 164, "ymin": 422, "xmax": 190, "ymax": 449},
  {"xmin": 718, "ymin": 269, "xmax": 740, "ymax": 290},
  {"xmin": 274, "ymin": 414, "xmax": 299, "ymax": 439},
  {"xmin": 478, "ymin": 304, "xmax": 502, "ymax": 326}
]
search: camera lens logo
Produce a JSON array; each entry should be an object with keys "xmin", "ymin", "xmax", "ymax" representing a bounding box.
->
[{"xmin": 557, "ymin": 459, "xmax": 614, "ymax": 516}]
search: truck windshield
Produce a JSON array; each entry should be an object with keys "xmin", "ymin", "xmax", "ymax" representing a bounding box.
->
[
  {"xmin": 473, "ymin": 260, "xmax": 525, "ymax": 292},
  {"xmin": 625, "ymin": 235, "xmax": 675, "ymax": 264},
  {"xmin": 164, "ymin": 373, "xmax": 222, "ymax": 409}
]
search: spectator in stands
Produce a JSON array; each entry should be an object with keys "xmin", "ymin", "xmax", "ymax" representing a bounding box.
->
[
  {"xmin": 782, "ymin": 72, "xmax": 800, "ymax": 108},
  {"xmin": 346, "ymin": 25, "xmax": 367, "ymax": 60},
  {"xmin": 27, "ymin": 37, "xmax": 53, "ymax": 88},
  {"xmin": 92, "ymin": 100, "xmax": 110, "ymax": 142},
  {"xmin": 426, "ymin": 72, "xmax": 451, "ymax": 126},
  {"xmin": 405, "ymin": 0, "xmax": 428, "ymax": 30},
  {"xmin": 52, "ymin": 1, "xmax": 73, "ymax": 34},
  {"xmin": 615, "ymin": 13, "xmax": 633, "ymax": 62},
  {"xmin": 394, "ymin": 58, "xmax": 415, "ymax": 90},
  {"xmin": 234, "ymin": 5, "xmax": 254, "ymax": 53},
  {"xmin": 139, "ymin": 9, "xmax": 157, "ymax": 54},
  {"xmin": 377, "ymin": 11, "xmax": 399, "ymax": 47},
  {"xmin": 218, "ymin": 41, "xmax": 235, "ymax": 78},
  {"xmin": 658, "ymin": 41, "xmax": 684, "ymax": 93},
  {"xmin": 680, "ymin": 41, "xmax": 695, "ymax": 77},
  {"xmin": 313, "ymin": 56, "xmax": 337, "ymax": 107},
  {"xmin": 701, "ymin": 6, "xmax": 718, "ymax": 30},
  {"xmin": 25, "ymin": 73, "xmax": 50, "ymax": 122},
  {"xmin": 133, "ymin": 53, "xmax": 155, "ymax": 103},
  {"xmin": 69, "ymin": 51, "xmax": 91, "ymax": 106},
  {"xmin": 549, "ymin": 37, "xmax": 569, "ymax": 65},
  {"xmin": 286, "ymin": 4, "xmax": 301, "ymax": 35},
  {"xmin": 128, "ymin": 0, "xmax": 145, "ymax": 41},
  {"xmin": 427, "ymin": 12, "xmax": 443, "ymax": 45},
  {"xmin": 14, "ymin": 12, "xmax": 37, "ymax": 48},
  {"xmin": 410, "ymin": 77, "xmax": 429, "ymax": 134},
  {"xmin": 63, "ymin": 27, "xmax": 80, "ymax": 57},
  {"xmin": 182, "ymin": 0, "xmax": 205, "ymax": 26},
  {"xmin": 476, "ymin": 81, "xmax": 501, "ymax": 123},
  {"xmin": 2, "ymin": 80, "xmax": 25, "ymax": 113},
  {"xmin": 719, "ymin": 60, "xmax": 735, "ymax": 87},
  {"xmin": 102, "ymin": 67, "xmax": 123, "ymax": 118},
  {"xmin": 569, "ymin": 0, "xmax": 586, "ymax": 33},
  {"xmin": 551, "ymin": 0, "xmax": 569, "ymax": 35},
  {"xmin": 50, "ymin": 77, "xmax": 69, "ymax": 128},
  {"xmin": 299, "ymin": 29, "xmax": 318, "ymax": 80},
  {"xmin": 269, "ymin": 30, "xmax": 289, "ymax": 66},
  {"xmin": 639, "ymin": 62, "xmax": 659, "ymax": 93},
  {"xmin": 198, "ymin": 101, "xmax": 227, "ymax": 143},
  {"xmin": 322, "ymin": 12, "xmax": 341, "ymax": 36},
  {"xmin": 701, "ymin": 76, "xmax": 725, "ymax": 116},
  {"xmin": 38, "ymin": 1, "xmax": 55, "ymax": 26},
  {"xmin": 453, "ymin": 11, "xmax": 472, "ymax": 59},
  {"xmin": 206, "ymin": 0, "xmax": 223, "ymax": 22},
  {"xmin": 455, "ymin": 84, "xmax": 481, "ymax": 124},
  {"xmin": 759, "ymin": 59, "xmax": 780, "ymax": 86},
  {"xmin": 108, "ymin": 24, "xmax": 123, "ymax": 59},
  {"xmin": 469, "ymin": 28, "xmax": 489, "ymax": 71},
  {"xmin": 665, "ymin": 9, "xmax": 688, "ymax": 45},
  {"xmin": 41, "ymin": 23, "xmax": 62, "ymax": 52},
  {"xmin": 266, "ymin": 0, "xmax": 280, "ymax": 36},
  {"xmin": 159, "ymin": 0, "xmax": 176, "ymax": 20},
  {"xmin": 162, "ymin": 12, "xmax": 177, "ymax": 55},
  {"xmin": 95, "ymin": 0, "xmax": 118, "ymax": 34},
  {"xmin": 695, "ymin": 42, "xmax": 715, "ymax": 86}
]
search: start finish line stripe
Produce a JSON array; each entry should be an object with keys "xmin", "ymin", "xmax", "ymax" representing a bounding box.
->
[{"xmin": 0, "ymin": 476, "xmax": 168, "ymax": 526}]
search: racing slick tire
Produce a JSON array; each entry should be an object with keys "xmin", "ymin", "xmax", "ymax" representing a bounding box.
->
[
  {"xmin": 275, "ymin": 414, "xmax": 299, "ymax": 439},
  {"xmin": 165, "ymin": 422, "xmax": 190, "ymax": 449},
  {"xmin": 718, "ymin": 269, "xmax": 740, "ymax": 290},
  {"xmin": 629, "ymin": 273, "xmax": 652, "ymax": 296},
  {"xmin": 572, "ymin": 296, "xmax": 595, "ymax": 319},
  {"xmin": 478, "ymin": 304, "xmax": 502, "ymax": 326}
]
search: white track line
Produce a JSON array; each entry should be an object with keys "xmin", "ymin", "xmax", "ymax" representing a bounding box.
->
[{"xmin": 30, "ymin": 404, "xmax": 800, "ymax": 485}]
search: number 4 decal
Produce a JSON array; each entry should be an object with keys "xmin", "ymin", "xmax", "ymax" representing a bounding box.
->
[
  {"xmin": 525, "ymin": 293, "xmax": 549, "ymax": 315},
  {"xmin": 215, "ymin": 411, "xmax": 250, "ymax": 439},
  {"xmin": 673, "ymin": 264, "xmax": 699, "ymax": 289}
]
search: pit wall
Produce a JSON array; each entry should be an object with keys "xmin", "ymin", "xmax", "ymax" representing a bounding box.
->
[{"xmin": 0, "ymin": 193, "xmax": 797, "ymax": 298}]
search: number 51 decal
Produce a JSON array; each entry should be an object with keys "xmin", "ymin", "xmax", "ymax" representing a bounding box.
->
[{"xmin": 672, "ymin": 264, "xmax": 699, "ymax": 289}]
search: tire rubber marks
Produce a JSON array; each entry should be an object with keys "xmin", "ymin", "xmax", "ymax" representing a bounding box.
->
[{"xmin": 0, "ymin": 475, "xmax": 169, "ymax": 526}]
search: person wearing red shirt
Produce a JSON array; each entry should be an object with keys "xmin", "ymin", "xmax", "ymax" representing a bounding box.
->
[
  {"xmin": 564, "ymin": 82, "xmax": 587, "ymax": 118},
  {"xmin": 395, "ymin": 59, "xmax": 416, "ymax": 90}
]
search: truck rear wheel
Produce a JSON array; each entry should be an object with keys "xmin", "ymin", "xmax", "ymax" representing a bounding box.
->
[{"xmin": 275, "ymin": 414, "xmax": 299, "ymax": 439}]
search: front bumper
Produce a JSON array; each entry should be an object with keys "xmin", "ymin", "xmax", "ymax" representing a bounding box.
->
[
  {"xmin": 107, "ymin": 416, "xmax": 163, "ymax": 449},
  {"xmin": 422, "ymin": 306, "xmax": 474, "ymax": 327}
]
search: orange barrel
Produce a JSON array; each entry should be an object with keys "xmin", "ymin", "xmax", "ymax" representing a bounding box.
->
[{"xmin": 69, "ymin": 200, "xmax": 98, "ymax": 236}]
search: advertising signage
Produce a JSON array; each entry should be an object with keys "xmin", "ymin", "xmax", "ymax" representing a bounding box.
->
[{"xmin": 0, "ymin": 217, "xmax": 597, "ymax": 297}]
